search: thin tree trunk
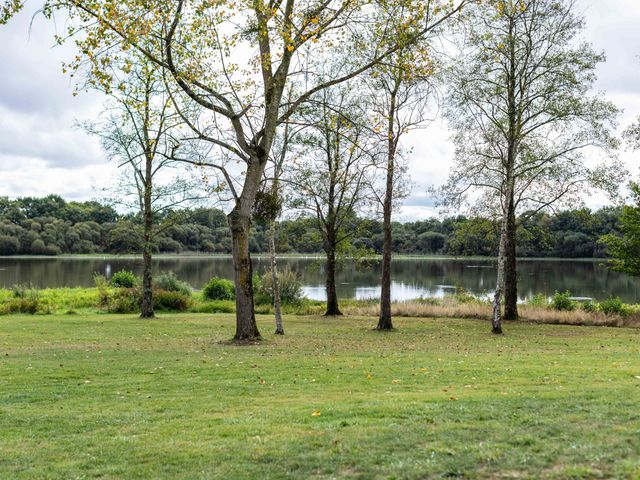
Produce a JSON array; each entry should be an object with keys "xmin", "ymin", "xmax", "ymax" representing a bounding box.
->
[
  {"xmin": 228, "ymin": 208, "xmax": 261, "ymax": 341},
  {"xmin": 492, "ymin": 218, "xmax": 507, "ymax": 335},
  {"xmin": 377, "ymin": 88, "xmax": 397, "ymax": 330},
  {"xmin": 140, "ymin": 177, "xmax": 154, "ymax": 318},
  {"xmin": 269, "ymin": 220, "xmax": 284, "ymax": 335},
  {"xmin": 324, "ymin": 234, "xmax": 342, "ymax": 316},
  {"xmin": 504, "ymin": 204, "xmax": 519, "ymax": 320}
]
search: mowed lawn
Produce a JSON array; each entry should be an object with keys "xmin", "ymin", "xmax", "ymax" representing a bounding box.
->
[{"xmin": 1, "ymin": 314, "xmax": 640, "ymax": 479}]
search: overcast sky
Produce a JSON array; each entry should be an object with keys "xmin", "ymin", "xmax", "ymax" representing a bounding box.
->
[{"xmin": 0, "ymin": 1, "xmax": 639, "ymax": 219}]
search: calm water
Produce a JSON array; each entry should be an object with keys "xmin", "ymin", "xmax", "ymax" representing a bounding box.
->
[{"xmin": 0, "ymin": 256, "xmax": 638, "ymax": 303}]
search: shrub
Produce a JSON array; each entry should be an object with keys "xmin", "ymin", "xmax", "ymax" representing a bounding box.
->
[
  {"xmin": 104, "ymin": 288, "xmax": 139, "ymax": 314},
  {"xmin": 527, "ymin": 293, "xmax": 548, "ymax": 308},
  {"xmin": 11, "ymin": 283, "xmax": 39, "ymax": 299},
  {"xmin": 0, "ymin": 298, "xmax": 41, "ymax": 315},
  {"xmin": 110, "ymin": 270, "xmax": 139, "ymax": 289},
  {"xmin": 551, "ymin": 291, "xmax": 576, "ymax": 311},
  {"xmin": 599, "ymin": 296, "xmax": 626, "ymax": 316},
  {"xmin": 154, "ymin": 289, "xmax": 192, "ymax": 311},
  {"xmin": 255, "ymin": 267, "xmax": 305, "ymax": 306},
  {"xmin": 202, "ymin": 277, "xmax": 235, "ymax": 301},
  {"xmin": 155, "ymin": 272, "xmax": 192, "ymax": 296},
  {"xmin": 581, "ymin": 299, "xmax": 598, "ymax": 313},
  {"xmin": 453, "ymin": 287, "xmax": 479, "ymax": 305}
]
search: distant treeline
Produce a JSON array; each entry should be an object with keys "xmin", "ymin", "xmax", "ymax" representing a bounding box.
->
[{"xmin": 0, "ymin": 195, "xmax": 621, "ymax": 258}]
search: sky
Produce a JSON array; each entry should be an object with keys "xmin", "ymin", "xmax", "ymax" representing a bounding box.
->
[{"xmin": 0, "ymin": 1, "xmax": 639, "ymax": 220}]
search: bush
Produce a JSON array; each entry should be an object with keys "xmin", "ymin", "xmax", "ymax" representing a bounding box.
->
[
  {"xmin": 527, "ymin": 293, "xmax": 548, "ymax": 308},
  {"xmin": 551, "ymin": 291, "xmax": 576, "ymax": 311},
  {"xmin": 255, "ymin": 267, "xmax": 305, "ymax": 306},
  {"xmin": 110, "ymin": 270, "xmax": 139, "ymax": 289},
  {"xmin": 599, "ymin": 296, "xmax": 626, "ymax": 316},
  {"xmin": 11, "ymin": 283, "xmax": 39, "ymax": 299},
  {"xmin": 104, "ymin": 288, "xmax": 139, "ymax": 314},
  {"xmin": 154, "ymin": 289, "xmax": 192, "ymax": 311},
  {"xmin": 155, "ymin": 272, "xmax": 192, "ymax": 296},
  {"xmin": 202, "ymin": 277, "xmax": 235, "ymax": 301},
  {"xmin": 581, "ymin": 299, "xmax": 598, "ymax": 313},
  {"xmin": 0, "ymin": 298, "xmax": 41, "ymax": 315},
  {"xmin": 453, "ymin": 287, "xmax": 479, "ymax": 305}
]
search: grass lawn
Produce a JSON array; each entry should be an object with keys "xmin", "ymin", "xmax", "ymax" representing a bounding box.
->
[{"xmin": 1, "ymin": 314, "xmax": 639, "ymax": 479}]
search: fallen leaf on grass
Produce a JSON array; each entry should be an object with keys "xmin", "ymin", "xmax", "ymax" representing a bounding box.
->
[
  {"xmin": 392, "ymin": 379, "xmax": 400, "ymax": 384},
  {"xmin": 311, "ymin": 410, "xmax": 321, "ymax": 417},
  {"xmin": 258, "ymin": 378, "xmax": 265, "ymax": 385}
]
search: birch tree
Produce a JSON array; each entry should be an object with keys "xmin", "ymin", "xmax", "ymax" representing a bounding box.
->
[
  {"xmin": 437, "ymin": 0, "xmax": 622, "ymax": 334},
  {"xmin": 289, "ymin": 87, "xmax": 379, "ymax": 316},
  {"xmin": 87, "ymin": 60, "xmax": 197, "ymax": 318},
  {"xmin": 367, "ymin": 48, "xmax": 436, "ymax": 331}
]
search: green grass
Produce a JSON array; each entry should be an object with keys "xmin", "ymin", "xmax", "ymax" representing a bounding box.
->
[{"xmin": 1, "ymin": 314, "xmax": 640, "ymax": 479}]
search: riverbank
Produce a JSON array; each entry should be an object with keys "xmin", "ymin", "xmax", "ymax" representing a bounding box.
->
[
  {"xmin": 2, "ymin": 286, "xmax": 639, "ymax": 329},
  {"xmin": 1, "ymin": 314, "xmax": 639, "ymax": 479}
]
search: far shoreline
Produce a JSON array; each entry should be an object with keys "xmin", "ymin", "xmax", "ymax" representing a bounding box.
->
[{"xmin": 0, "ymin": 253, "xmax": 610, "ymax": 263}]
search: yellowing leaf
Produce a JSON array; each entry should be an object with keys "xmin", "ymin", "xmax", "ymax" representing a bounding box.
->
[{"xmin": 311, "ymin": 410, "xmax": 321, "ymax": 416}]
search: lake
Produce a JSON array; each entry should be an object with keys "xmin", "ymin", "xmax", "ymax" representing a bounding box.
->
[{"xmin": 0, "ymin": 256, "xmax": 638, "ymax": 303}]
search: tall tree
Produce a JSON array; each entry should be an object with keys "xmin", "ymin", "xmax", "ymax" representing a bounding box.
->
[
  {"xmin": 289, "ymin": 87, "xmax": 378, "ymax": 316},
  {"xmin": 87, "ymin": 60, "xmax": 195, "ymax": 318},
  {"xmin": 367, "ymin": 46, "xmax": 435, "ymax": 331},
  {"xmin": 601, "ymin": 117, "xmax": 640, "ymax": 276},
  {"xmin": 437, "ymin": 0, "xmax": 621, "ymax": 334},
  {"xmin": 2, "ymin": 0, "xmax": 471, "ymax": 341}
]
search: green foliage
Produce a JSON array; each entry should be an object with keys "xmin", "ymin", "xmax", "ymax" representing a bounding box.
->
[
  {"xmin": 104, "ymin": 288, "xmax": 139, "ymax": 314},
  {"xmin": 255, "ymin": 267, "xmax": 305, "ymax": 306},
  {"xmin": 155, "ymin": 272, "xmax": 192, "ymax": 296},
  {"xmin": 527, "ymin": 293, "xmax": 548, "ymax": 308},
  {"xmin": 452, "ymin": 287, "xmax": 479, "ymax": 304},
  {"xmin": 551, "ymin": 291, "xmax": 577, "ymax": 311},
  {"xmin": 0, "ymin": 194, "xmax": 626, "ymax": 257},
  {"xmin": 202, "ymin": 277, "xmax": 235, "ymax": 301},
  {"xmin": 191, "ymin": 299, "xmax": 235, "ymax": 314},
  {"xmin": 153, "ymin": 290, "xmax": 192, "ymax": 311},
  {"xmin": 110, "ymin": 270, "xmax": 139, "ymax": 288},
  {"xmin": 601, "ymin": 182, "xmax": 640, "ymax": 276},
  {"xmin": 599, "ymin": 297, "xmax": 626, "ymax": 316},
  {"xmin": 581, "ymin": 299, "xmax": 598, "ymax": 313},
  {"xmin": 252, "ymin": 189, "xmax": 282, "ymax": 224}
]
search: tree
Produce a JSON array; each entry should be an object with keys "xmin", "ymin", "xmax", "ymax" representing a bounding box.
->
[
  {"xmin": 367, "ymin": 31, "xmax": 435, "ymax": 331},
  {"xmin": 87, "ymin": 59, "xmax": 196, "ymax": 318},
  {"xmin": 601, "ymin": 117, "xmax": 640, "ymax": 275},
  {"xmin": 437, "ymin": 0, "xmax": 621, "ymax": 334},
  {"xmin": 289, "ymin": 87, "xmax": 378, "ymax": 316},
  {"xmin": 601, "ymin": 184, "xmax": 640, "ymax": 276},
  {"xmin": 1, "ymin": 0, "xmax": 472, "ymax": 342}
]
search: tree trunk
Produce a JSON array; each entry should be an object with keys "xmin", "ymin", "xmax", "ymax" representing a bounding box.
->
[
  {"xmin": 491, "ymin": 218, "xmax": 507, "ymax": 335},
  {"xmin": 228, "ymin": 208, "xmax": 261, "ymax": 341},
  {"xmin": 324, "ymin": 236, "xmax": 342, "ymax": 316},
  {"xmin": 504, "ymin": 204, "xmax": 519, "ymax": 320},
  {"xmin": 140, "ymin": 177, "xmax": 154, "ymax": 318},
  {"xmin": 269, "ymin": 220, "xmax": 284, "ymax": 335},
  {"xmin": 376, "ymin": 96, "xmax": 396, "ymax": 330}
]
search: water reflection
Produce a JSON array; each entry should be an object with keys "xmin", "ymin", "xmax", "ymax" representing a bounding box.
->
[{"xmin": 0, "ymin": 256, "xmax": 639, "ymax": 303}]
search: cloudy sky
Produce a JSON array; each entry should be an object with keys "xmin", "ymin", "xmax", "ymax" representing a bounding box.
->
[{"xmin": 0, "ymin": 1, "xmax": 639, "ymax": 219}]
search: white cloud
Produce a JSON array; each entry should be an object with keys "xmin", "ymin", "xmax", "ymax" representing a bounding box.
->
[{"xmin": 0, "ymin": 0, "xmax": 638, "ymax": 219}]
